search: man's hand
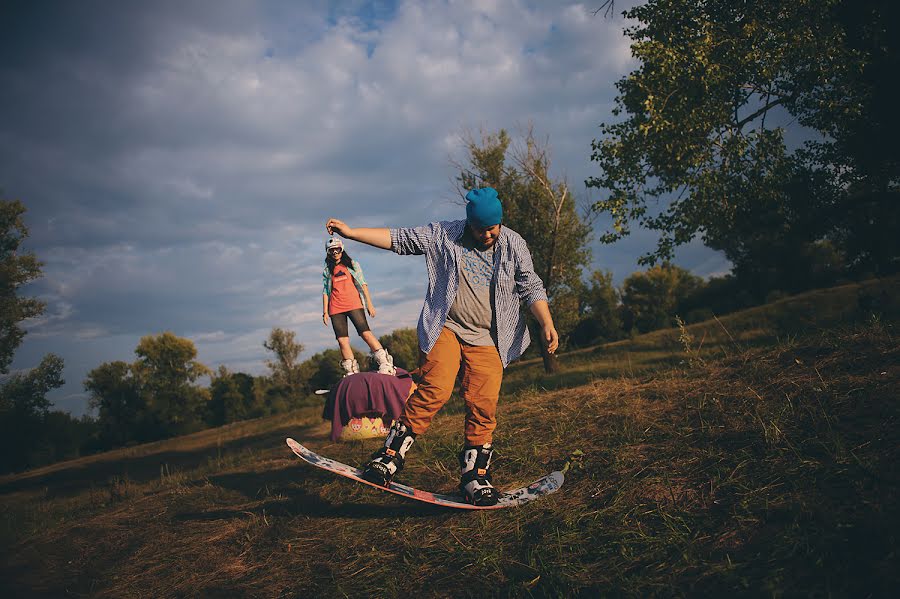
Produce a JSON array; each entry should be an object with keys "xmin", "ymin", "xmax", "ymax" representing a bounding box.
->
[
  {"xmin": 543, "ymin": 324, "xmax": 559, "ymax": 354},
  {"xmin": 528, "ymin": 300, "xmax": 558, "ymax": 355},
  {"xmin": 326, "ymin": 218, "xmax": 352, "ymax": 238}
]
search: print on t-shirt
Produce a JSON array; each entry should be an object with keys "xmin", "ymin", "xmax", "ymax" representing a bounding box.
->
[
  {"xmin": 329, "ymin": 264, "xmax": 363, "ymax": 315},
  {"xmin": 460, "ymin": 246, "xmax": 493, "ymax": 288},
  {"xmin": 445, "ymin": 234, "xmax": 495, "ymax": 346}
]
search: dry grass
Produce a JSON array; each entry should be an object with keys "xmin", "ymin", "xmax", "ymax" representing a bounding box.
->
[{"xmin": 1, "ymin": 278, "xmax": 898, "ymax": 598}]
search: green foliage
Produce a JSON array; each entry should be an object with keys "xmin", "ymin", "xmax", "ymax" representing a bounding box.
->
[
  {"xmin": 35, "ymin": 411, "xmax": 97, "ymax": 464},
  {"xmin": 588, "ymin": 0, "xmax": 899, "ymax": 279},
  {"xmin": 85, "ymin": 360, "xmax": 143, "ymax": 446},
  {"xmin": 0, "ymin": 197, "xmax": 66, "ymax": 473},
  {"xmin": 133, "ymin": 332, "xmax": 211, "ymax": 437},
  {"xmin": 0, "ymin": 354, "xmax": 65, "ymax": 472},
  {"xmin": 456, "ymin": 127, "xmax": 593, "ymax": 346},
  {"xmin": 0, "ymin": 198, "xmax": 45, "ymax": 375},
  {"xmin": 262, "ymin": 328, "xmax": 306, "ymax": 399},
  {"xmin": 207, "ymin": 367, "xmax": 255, "ymax": 426},
  {"xmin": 571, "ymin": 269, "xmax": 624, "ymax": 346},
  {"xmin": 249, "ymin": 376, "xmax": 291, "ymax": 418},
  {"xmin": 377, "ymin": 327, "xmax": 418, "ymax": 371},
  {"xmin": 621, "ymin": 263, "xmax": 703, "ymax": 333}
]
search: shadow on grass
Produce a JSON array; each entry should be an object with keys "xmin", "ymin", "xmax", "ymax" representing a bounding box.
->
[
  {"xmin": 189, "ymin": 466, "xmax": 450, "ymax": 521},
  {"xmin": 0, "ymin": 420, "xmax": 324, "ymax": 498}
]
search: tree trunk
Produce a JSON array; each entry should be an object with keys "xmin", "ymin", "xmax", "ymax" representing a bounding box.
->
[
  {"xmin": 528, "ymin": 316, "xmax": 560, "ymax": 374},
  {"xmin": 539, "ymin": 340, "xmax": 560, "ymax": 374}
]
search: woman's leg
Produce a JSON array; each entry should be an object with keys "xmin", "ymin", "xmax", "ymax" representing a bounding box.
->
[
  {"xmin": 345, "ymin": 308, "xmax": 394, "ymax": 374},
  {"xmin": 346, "ymin": 309, "xmax": 379, "ymax": 348},
  {"xmin": 330, "ymin": 313, "xmax": 354, "ymax": 360},
  {"xmin": 360, "ymin": 330, "xmax": 383, "ymax": 352},
  {"xmin": 336, "ymin": 336, "xmax": 354, "ymax": 360}
]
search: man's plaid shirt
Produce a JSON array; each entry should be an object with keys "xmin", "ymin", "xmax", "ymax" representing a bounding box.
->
[{"xmin": 389, "ymin": 220, "xmax": 548, "ymax": 368}]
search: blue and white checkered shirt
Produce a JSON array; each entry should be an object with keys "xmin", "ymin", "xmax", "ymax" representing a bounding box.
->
[{"xmin": 389, "ymin": 220, "xmax": 548, "ymax": 368}]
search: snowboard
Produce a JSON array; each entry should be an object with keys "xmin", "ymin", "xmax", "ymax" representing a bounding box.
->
[{"xmin": 286, "ymin": 438, "xmax": 563, "ymax": 510}]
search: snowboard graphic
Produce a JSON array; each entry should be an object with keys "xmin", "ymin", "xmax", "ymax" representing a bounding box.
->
[{"xmin": 286, "ymin": 438, "xmax": 563, "ymax": 510}]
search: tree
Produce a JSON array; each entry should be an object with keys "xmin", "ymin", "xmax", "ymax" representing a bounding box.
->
[
  {"xmin": 0, "ymin": 354, "xmax": 64, "ymax": 472},
  {"xmin": 85, "ymin": 360, "xmax": 144, "ymax": 447},
  {"xmin": 37, "ymin": 411, "xmax": 97, "ymax": 465},
  {"xmin": 587, "ymin": 0, "xmax": 899, "ymax": 279},
  {"xmin": 1, "ymin": 198, "xmax": 46, "ymax": 374},
  {"xmin": 571, "ymin": 269, "xmax": 623, "ymax": 345},
  {"xmin": 0, "ymin": 197, "xmax": 65, "ymax": 472},
  {"xmin": 263, "ymin": 328, "xmax": 306, "ymax": 399},
  {"xmin": 455, "ymin": 126, "xmax": 593, "ymax": 372},
  {"xmin": 133, "ymin": 332, "xmax": 210, "ymax": 437},
  {"xmin": 620, "ymin": 264, "xmax": 703, "ymax": 334},
  {"xmin": 207, "ymin": 366, "xmax": 255, "ymax": 426}
]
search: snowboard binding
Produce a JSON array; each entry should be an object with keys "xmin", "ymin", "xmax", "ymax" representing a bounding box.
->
[
  {"xmin": 361, "ymin": 421, "xmax": 416, "ymax": 486},
  {"xmin": 340, "ymin": 358, "xmax": 360, "ymax": 377},
  {"xmin": 371, "ymin": 347, "xmax": 396, "ymax": 376},
  {"xmin": 459, "ymin": 444, "xmax": 499, "ymax": 506}
]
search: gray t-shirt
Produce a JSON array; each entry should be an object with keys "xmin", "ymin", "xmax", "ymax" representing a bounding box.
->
[{"xmin": 445, "ymin": 230, "xmax": 496, "ymax": 346}]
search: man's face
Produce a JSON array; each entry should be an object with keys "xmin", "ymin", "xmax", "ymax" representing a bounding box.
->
[{"xmin": 468, "ymin": 223, "xmax": 502, "ymax": 249}]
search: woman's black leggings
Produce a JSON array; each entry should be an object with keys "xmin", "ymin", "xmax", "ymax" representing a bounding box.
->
[{"xmin": 331, "ymin": 308, "xmax": 370, "ymax": 339}]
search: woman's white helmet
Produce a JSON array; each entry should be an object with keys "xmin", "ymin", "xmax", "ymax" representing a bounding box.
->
[{"xmin": 326, "ymin": 237, "xmax": 344, "ymax": 252}]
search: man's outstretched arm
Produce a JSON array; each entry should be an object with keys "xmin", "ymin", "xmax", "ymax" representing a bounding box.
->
[{"xmin": 325, "ymin": 218, "xmax": 392, "ymax": 250}]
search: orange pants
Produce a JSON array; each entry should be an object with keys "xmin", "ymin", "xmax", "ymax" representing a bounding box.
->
[{"xmin": 400, "ymin": 327, "xmax": 503, "ymax": 446}]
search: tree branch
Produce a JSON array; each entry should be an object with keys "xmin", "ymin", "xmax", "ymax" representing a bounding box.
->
[{"xmin": 735, "ymin": 95, "xmax": 790, "ymax": 130}]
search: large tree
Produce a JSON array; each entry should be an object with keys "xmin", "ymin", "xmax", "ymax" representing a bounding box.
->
[
  {"xmin": 207, "ymin": 366, "xmax": 255, "ymax": 426},
  {"xmin": 0, "ymin": 197, "xmax": 65, "ymax": 472},
  {"xmin": 1, "ymin": 198, "xmax": 45, "ymax": 373},
  {"xmin": 455, "ymin": 127, "xmax": 593, "ymax": 372},
  {"xmin": 621, "ymin": 264, "xmax": 703, "ymax": 334},
  {"xmin": 263, "ymin": 327, "xmax": 306, "ymax": 399},
  {"xmin": 572, "ymin": 269, "xmax": 623, "ymax": 345},
  {"xmin": 588, "ymin": 0, "xmax": 899, "ymax": 280},
  {"xmin": 132, "ymin": 332, "xmax": 210, "ymax": 437},
  {"xmin": 85, "ymin": 360, "xmax": 143, "ymax": 447}
]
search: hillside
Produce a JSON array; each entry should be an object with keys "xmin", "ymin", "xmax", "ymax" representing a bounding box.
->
[{"xmin": 1, "ymin": 277, "xmax": 898, "ymax": 598}]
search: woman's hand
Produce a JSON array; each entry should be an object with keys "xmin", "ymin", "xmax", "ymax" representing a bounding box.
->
[
  {"xmin": 322, "ymin": 312, "xmax": 329, "ymax": 326},
  {"xmin": 326, "ymin": 218, "xmax": 352, "ymax": 238},
  {"xmin": 367, "ymin": 303, "xmax": 376, "ymax": 318}
]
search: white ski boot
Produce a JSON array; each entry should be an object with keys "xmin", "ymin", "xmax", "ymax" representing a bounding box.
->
[
  {"xmin": 371, "ymin": 347, "xmax": 396, "ymax": 376},
  {"xmin": 340, "ymin": 358, "xmax": 360, "ymax": 377},
  {"xmin": 459, "ymin": 444, "xmax": 499, "ymax": 506},
  {"xmin": 362, "ymin": 421, "xmax": 415, "ymax": 486}
]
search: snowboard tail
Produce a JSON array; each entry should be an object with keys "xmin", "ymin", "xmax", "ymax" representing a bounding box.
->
[{"xmin": 286, "ymin": 438, "xmax": 563, "ymax": 510}]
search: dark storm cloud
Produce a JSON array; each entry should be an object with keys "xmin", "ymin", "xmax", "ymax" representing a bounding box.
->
[{"xmin": 1, "ymin": 1, "xmax": 727, "ymax": 416}]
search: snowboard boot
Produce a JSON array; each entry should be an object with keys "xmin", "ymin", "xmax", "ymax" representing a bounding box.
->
[
  {"xmin": 459, "ymin": 444, "xmax": 499, "ymax": 506},
  {"xmin": 371, "ymin": 347, "xmax": 397, "ymax": 376},
  {"xmin": 361, "ymin": 421, "xmax": 416, "ymax": 486},
  {"xmin": 340, "ymin": 358, "xmax": 360, "ymax": 377}
]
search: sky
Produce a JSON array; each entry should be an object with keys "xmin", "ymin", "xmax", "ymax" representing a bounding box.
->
[{"xmin": 1, "ymin": 0, "xmax": 730, "ymax": 417}]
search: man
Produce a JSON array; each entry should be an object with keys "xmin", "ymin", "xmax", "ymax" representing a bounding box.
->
[{"xmin": 325, "ymin": 187, "xmax": 558, "ymax": 506}]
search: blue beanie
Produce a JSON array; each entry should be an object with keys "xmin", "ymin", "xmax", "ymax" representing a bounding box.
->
[{"xmin": 465, "ymin": 187, "xmax": 503, "ymax": 227}]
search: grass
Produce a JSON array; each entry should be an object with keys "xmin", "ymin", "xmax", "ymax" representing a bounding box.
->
[{"xmin": 1, "ymin": 276, "xmax": 898, "ymax": 598}]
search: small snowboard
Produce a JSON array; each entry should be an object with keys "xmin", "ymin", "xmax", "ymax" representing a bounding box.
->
[{"xmin": 286, "ymin": 438, "xmax": 563, "ymax": 510}]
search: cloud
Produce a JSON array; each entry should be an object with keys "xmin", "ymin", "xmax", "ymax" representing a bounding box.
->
[{"xmin": 3, "ymin": 0, "xmax": 700, "ymax": 416}]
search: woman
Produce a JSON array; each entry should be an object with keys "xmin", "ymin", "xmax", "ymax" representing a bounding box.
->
[{"xmin": 322, "ymin": 237, "xmax": 395, "ymax": 376}]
